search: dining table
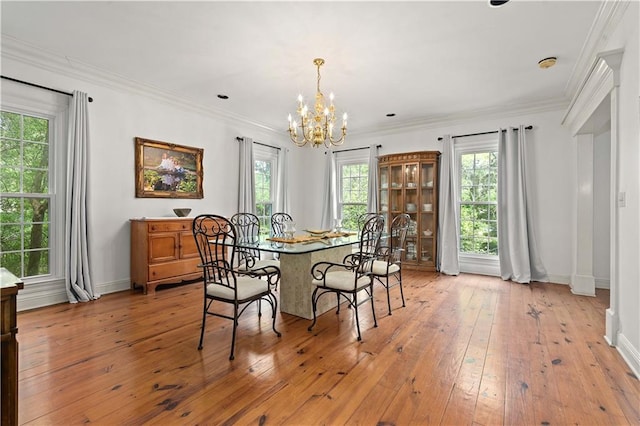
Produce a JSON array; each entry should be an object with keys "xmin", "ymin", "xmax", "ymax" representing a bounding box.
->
[{"xmin": 236, "ymin": 231, "xmax": 360, "ymax": 319}]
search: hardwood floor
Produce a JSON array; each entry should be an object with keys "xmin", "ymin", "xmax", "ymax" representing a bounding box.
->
[{"xmin": 17, "ymin": 271, "xmax": 639, "ymax": 425}]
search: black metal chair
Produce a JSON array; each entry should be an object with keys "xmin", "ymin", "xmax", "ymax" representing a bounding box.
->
[
  {"xmin": 371, "ymin": 213, "xmax": 410, "ymax": 315},
  {"xmin": 271, "ymin": 212, "xmax": 294, "ymax": 237},
  {"xmin": 192, "ymin": 214, "xmax": 281, "ymax": 360},
  {"xmin": 308, "ymin": 214, "xmax": 385, "ymax": 341},
  {"xmin": 230, "ymin": 212, "xmax": 281, "ymax": 289}
]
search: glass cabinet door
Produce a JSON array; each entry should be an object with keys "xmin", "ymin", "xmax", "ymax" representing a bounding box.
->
[{"xmin": 419, "ymin": 162, "xmax": 436, "ymax": 265}]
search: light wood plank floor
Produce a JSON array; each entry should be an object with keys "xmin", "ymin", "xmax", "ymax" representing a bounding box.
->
[{"xmin": 17, "ymin": 271, "xmax": 639, "ymax": 425}]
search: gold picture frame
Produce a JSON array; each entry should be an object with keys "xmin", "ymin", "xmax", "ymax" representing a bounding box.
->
[{"xmin": 134, "ymin": 137, "xmax": 204, "ymax": 199}]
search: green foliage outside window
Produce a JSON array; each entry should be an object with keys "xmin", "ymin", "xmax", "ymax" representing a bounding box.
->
[
  {"xmin": 0, "ymin": 110, "xmax": 51, "ymax": 278},
  {"xmin": 459, "ymin": 151, "xmax": 498, "ymax": 255},
  {"xmin": 254, "ymin": 159, "xmax": 273, "ymax": 235},
  {"xmin": 340, "ymin": 163, "xmax": 368, "ymax": 231}
]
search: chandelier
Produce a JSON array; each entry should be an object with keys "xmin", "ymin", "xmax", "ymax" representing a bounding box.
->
[{"xmin": 288, "ymin": 58, "xmax": 347, "ymax": 148}]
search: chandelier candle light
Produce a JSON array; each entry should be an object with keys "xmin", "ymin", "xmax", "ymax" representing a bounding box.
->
[{"xmin": 288, "ymin": 58, "xmax": 347, "ymax": 148}]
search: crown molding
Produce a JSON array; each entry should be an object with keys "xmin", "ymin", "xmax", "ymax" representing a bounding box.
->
[
  {"xmin": 351, "ymin": 97, "xmax": 569, "ymax": 138},
  {"xmin": 564, "ymin": 0, "xmax": 630, "ymax": 100},
  {"xmin": 1, "ymin": 35, "xmax": 283, "ymax": 137}
]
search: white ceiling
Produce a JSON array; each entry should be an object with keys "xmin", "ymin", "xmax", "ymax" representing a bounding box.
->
[{"xmin": 1, "ymin": 1, "xmax": 603, "ymax": 135}]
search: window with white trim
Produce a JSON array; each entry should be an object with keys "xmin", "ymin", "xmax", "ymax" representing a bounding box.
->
[
  {"xmin": 457, "ymin": 142, "xmax": 499, "ymax": 257},
  {"xmin": 337, "ymin": 152, "xmax": 369, "ymax": 231},
  {"xmin": 1, "ymin": 88, "xmax": 67, "ymax": 282}
]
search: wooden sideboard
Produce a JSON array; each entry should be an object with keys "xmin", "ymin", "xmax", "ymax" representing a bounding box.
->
[
  {"xmin": 130, "ymin": 218, "xmax": 202, "ymax": 294},
  {"xmin": 1, "ymin": 267, "xmax": 23, "ymax": 426}
]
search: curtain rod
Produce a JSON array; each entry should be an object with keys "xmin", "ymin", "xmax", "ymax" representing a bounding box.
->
[
  {"xmin": 437, "ymin": 125, "xmax": 532, "ymax": 141},
  {"xmin": 328, "ymin": 144, "xmax": 382, "ymax": 154},
  {"xmin": 1, "ymin": 75, "xmax": 94, "ymax": 102},
  {"xmin": 235, "ymin": 136, "xmax": 281, "ymax": 151}
]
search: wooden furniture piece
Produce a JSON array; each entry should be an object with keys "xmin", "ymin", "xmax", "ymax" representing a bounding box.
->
[
  {"xmin": 378, "ymin": 151, "xmax": 440, "ymax": 271},
  {"xmin": 1, "ymin": 267, "xmax": 23, "ymax": 426},
  {"xmin": 130, "ymin": 217, "xmax": 202, "ymax": 294}
]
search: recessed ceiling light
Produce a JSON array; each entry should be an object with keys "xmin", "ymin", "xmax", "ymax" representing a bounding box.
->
[
  {"xmin": 538, "ymin": 57, "xmax": 557, "ymax": 69},
  {"xmin": 386, "ymin": 113, "xmax": 396, "ymax": 117},
  {"xmin": 489, "ymin": 0, "xmax": 510, "ymax": 7},
  {"xmin": 217, "ymin": 94, "xmax": 229, "ymax": 99}
]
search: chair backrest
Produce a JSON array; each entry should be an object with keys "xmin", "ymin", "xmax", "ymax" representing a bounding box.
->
[
  {"xmin": 271, "ymin": 212, "xmax": 293, "ymax": 236},
  {"xmin": 357, "ymin": 212, "xmax": 379, "ymax": 232},
  {"xmin": 230, "ymin": 212, "xmax": 262, "ymax": 266},
  {"xmin": 359, "ymin": 214, "xmax": 385, "ymax": 258},
  {"xmin": 192, "ymin": 214, "xmax": 237, "ymax": 288},
  {"xmin": 389, "ymin": 213, "xmax": 410, "ymax": 263}
]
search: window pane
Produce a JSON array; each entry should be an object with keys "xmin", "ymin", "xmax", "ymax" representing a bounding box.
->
[
  {"xmin": 0, "ymin": 224, "xmax": 22, "ymax": 251},
  {"xmin": 23, "ymin": 141, "xmax": 48, "ymax": 168},
  {"xmin": 23, "ymin": 198, "xmax": 49, "ymax": 223},
  {"xmin": 23, "ymin": 115, "xmax": 49, "ymax": 143},
  {"xmin": 0, "ymin": 167, "xmax": 20, "ymax": 193},
  {"xmin": 0, "ymin": 197, "xmax": 20, "ymax": 223},
  {"xmin": 24, "ymin": 222, "xmax": 49, "ymax": 248},
  {"xmin": 0, "ymin": 252, "xmax": 22, "ymax": 276},
  {"xmin": 23, "ymin": 169, "xmax": 49, "ymax": 193},
  {"xmin": 1, "ymin": 138, "xmax": 21, "ymax": 166},
  {"xmin": 25, "ymin": 249, "xmax": 49, "ymax": 276},
  {"xmin": 0, "ymin": 111, "xmax": 21, "ymax": 139}
]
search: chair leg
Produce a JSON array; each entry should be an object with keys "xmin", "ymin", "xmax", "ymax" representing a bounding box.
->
[
  {"xmin": 198, "ymin": 298, "xmax": 209, "ymax": 350},
  {"xmin": 308, "ymin": 288, "xmax": 320, "ymax": 332},
  {"xmin": 398, "ymin": 271, "xmax": 406, "ymax": 308},
  {"xmin": 370, "ymin": 283, "xmax": 378, "ymax": 328},
  {"xmin": 385, "ymin": 277, "xmax": 393, "ymax": 315},
  {"xmin": 229, "ymin": 303, "xmax": 239, "ymax": 361},
  {"xmin": 336, "ymin": 292, "xmax": 341, "ymax": 314},
  {"xmin": 353, "ymin": 295, "xmax": 362, "ymax": 341},
  {"xmin": 268, "ymin": 294, "xmax": 282, "ymax": 337}
]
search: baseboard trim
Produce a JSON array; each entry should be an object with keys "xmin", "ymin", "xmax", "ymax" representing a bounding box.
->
[
  {"xmin": 17, "ymin": 278, "xmax": 131, "ymax": 312},
  {"xmin": 615, "ymin": 332, "xmax": 640, "ymax": 379},
  {"xmin": 570, "ymin": 274, "xmax": 596, "ymax": 296}
]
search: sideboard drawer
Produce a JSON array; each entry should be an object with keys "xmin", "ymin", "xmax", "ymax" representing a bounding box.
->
[{"xmin": 148, "ymin": 221, "xmax": 191, "ymax": 233}]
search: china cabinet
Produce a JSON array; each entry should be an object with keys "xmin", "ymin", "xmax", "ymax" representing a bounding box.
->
[{"xmin": 378, "ymin": 151, "xmax": 440, "ymax": 271}]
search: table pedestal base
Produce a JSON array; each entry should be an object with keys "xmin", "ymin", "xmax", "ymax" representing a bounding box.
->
[{"xmin": 279, "ymin": 245, "xmax": 352, "ymax": 319}]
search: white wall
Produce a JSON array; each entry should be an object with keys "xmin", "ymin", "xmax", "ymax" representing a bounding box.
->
[
  {"xmin": 2, "ymin": 48, "xmax": 290, "ymax": 309},
  {"xmin": 603, "ymin": 1, "xmax": 640, "ymax": 369},
  {"xmin": 343, "ymin": 108, "xmax": 576, "ymax": 284}
]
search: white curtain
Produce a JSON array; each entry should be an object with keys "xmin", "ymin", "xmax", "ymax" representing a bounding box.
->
[
  {"xmin": 238, "ymin": 136, "xmax": 256, "ymax": 214},
  {"xmin": 497, "ymin": 126, "xmax": 548, "ymax": 283},
  {"xmin": 275, "ymin": 148, "xmax": 290, "ymax": 213},
  {"xmin": 65, "ymin": 91, "xmax": 98, "ymax": 303},
  {"xmin": 320, "ymin": 150, "xmax": 338, "ymax": 230},
  {"xmin": 366, "ymin": 144, "xmax": 379, "ymax": 213},
  {"xmin": 437, "ymin": 135, "xmax": 460, "ymax": 275}
]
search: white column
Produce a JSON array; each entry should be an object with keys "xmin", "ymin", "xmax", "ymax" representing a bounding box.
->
[{"xmin": 571, "ymin": 133, "xmax": 596, "ymax": 296}]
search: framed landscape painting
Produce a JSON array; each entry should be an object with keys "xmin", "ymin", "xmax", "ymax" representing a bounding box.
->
[{"xmin": 134, "ymin": 137, "xmax": 204, "ymax": 198}]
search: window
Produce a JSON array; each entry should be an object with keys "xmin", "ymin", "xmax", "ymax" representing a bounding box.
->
[
  {"xmin": 458, "ymin": 149, "xmax": 498, "ymax": 256},
  {"xmin": 338, "ymin": 160, "xmax": 368, "ymax": 231},
  {"xmin": 1, "ymin": 110, "xmax": 52, "ymax": 278},
  {"xmin": 254, "ymin": 146, "xmax": 277, "ymax": 236}
]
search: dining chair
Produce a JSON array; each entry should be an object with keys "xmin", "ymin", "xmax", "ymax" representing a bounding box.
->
[
  {"xmin": 192, "ymin": 214, "xmax": 281, "ymax": 360},
  {"xmin": 271, "ymin": 212, "xmax": 294, "ymax": 237},
  {"xmin": 371, "ymin": 213, "xmax": 410, "ymax": 315},
  {"xmin": 308, "ymin": 214, "xmax": 385, "ymax": 341},
  {"xmin": 230, "ymin": 212, "xmax": 281, "ymax": 289}
]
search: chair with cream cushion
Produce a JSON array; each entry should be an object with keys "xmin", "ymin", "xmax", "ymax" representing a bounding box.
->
[
  {"xmin": 307, "ymin": 214, "xmax": 384, "ymax": 341},
  {"xmin": 192, "ymin": 214, "xmax": 281, "ymax": 360},
  {"xmin": 371, "ymin": 213, "xmax": 410, "ymax": 315}
]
